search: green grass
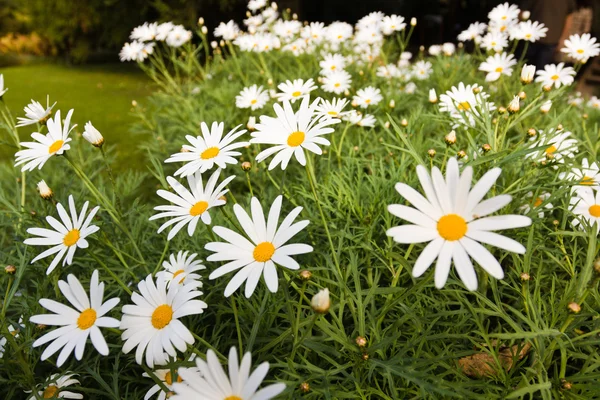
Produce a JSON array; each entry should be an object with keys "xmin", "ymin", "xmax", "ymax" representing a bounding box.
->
[{"xmin": 1, "ymin": 63, "xmax": 152, "ymax": 166}]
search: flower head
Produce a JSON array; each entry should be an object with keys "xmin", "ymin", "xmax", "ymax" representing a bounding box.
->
[
  {"xmin": 353, "ymin": 86, "xmax": 383, "ymax": 108},
  {"xmin": 162, "ymin": 251, "xmax": 206, "ymax": 286},
  {"xmin": 561, "ymin": 33, "xmax": 600, "ymax": 63},
  {"xmin": 82, "ymin": 121, "xmax": 104, "ymax": 147},
  {"xmin": 276, "ymin": 78, "xmax": 317, "ymax": 103},
  {"xmin": 570, "ymin": 187, "xmax": 600, "ymax": 234},
  {"xmin": 535, "ymin": 63, "xmax": 576, "ymax": 89},
  {"xmin": 16, "ymin": 96, "xmax": 56, "ymax": 127},
  {"xmin": 27, "ymin": 373, "xmax": 83, "ymax": 400},
  {"xmin": 479, "ymin": 52, "xmax": 516, "ymax": 82},
  {"xmin": 236, "ymin": 84, "xmax": 270, "ymax": 110}
]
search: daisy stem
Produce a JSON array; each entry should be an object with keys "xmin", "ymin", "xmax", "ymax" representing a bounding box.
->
[
  {"xmin": 305, "ymin": 156, "xmax": 341, "ymax": 278},
  {"xmin": 90, "ymin": 252, "xmax": 133, "ymax": 295},
  {"xmin": 245, "ymin": 171, "xmax": 254, "ymax": 197},
  {"xmin": 226, "ymin": 42, "xmax": 247, "ymax": 84},
  {"xmin": 230, "ymin": 295, "xmax": 244, "ymax": 353},
  {"xmin": 290, "ymin": 314, "xmax": 318, "ymax": 360},
  {"xmin": 336, "ymin": 122, "xmax": 351, "ymax": 166},
  {"xmin": 154, "ymin": 240, "xmax": 170, "ymax": 275},
  {"xmin": 518, "ymin": 42, "xmax": 529, "ymax": 65},
  {"xmin": 100, "ymin": 146, "xmax": 122, "ymax": 213}
]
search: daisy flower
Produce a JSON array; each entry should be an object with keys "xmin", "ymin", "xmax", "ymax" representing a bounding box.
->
[
  {"xmin": 166, "ymin": 25, "xmax": 192, "ymax": 47},
  {"xmin": 570, "ymin": 187, "xmax": 600, "ymax": 234},
  {"xmin": 457, "ymin": 22, "xmax": 487, "ymax": 42},
  {"xmin": 24, "ymin": 195, "xmax": 100, "ymax": 274},
  {"xmin": 479, "ymin": 52, "xmax": 516, "ymax": 82},
  {"xmin": 0, "ymin": 318, "xmax": 24, "ymax": 359},
  {"xmin": 559, "ymin": 158, "xmax": 600, "ymax": 189},
  {"xmin": 561, "ymin": 33, "xmax": 600, "ymax": 63},
  {"xmin": 439, "ymin": 82, "xmax": 496, "ymax": 128},
  {"xmin": 155, "ymin": 22, "xmax": 174, "ymax": 41},
  {"xmin": 526, "ymin": 129, "xmax": 578, "ymax": 164},
  {"xmin": 376, "ymin": 64, "xmax": 401, "ymax": 79},
  {"xmin": 510, "ymin": 20, "xmax": 547, "ymax": 42},
  {"xmin": 319, "ymin": 53, "xmax": 347, "ymax": 74},
  {"xmin": 387, "ymin": 158, "xmax": 532, "ymax": 290},
  {"xmin": 161, "ymin": 251, "xmax": 206, "ymax": 286},
  {"xmin": 171, "ymin": 347, "xmax": 286, "ymax": 400},
  {"xmin": 251, "ymin": 95, "xmax": 340, "ymax": 170},
  {"xmin": 14, "ymin": 109, "xmax": 74, "ymax": 172},
  {"xmin": 130, "ymin": 22, "xmax": 158, "ymax": 42},
  {"xmin": 0, "ymin": 74, "xmax": 7, "ymax": 97},
  {"xmin": 143, "ymin": 359, "xmax": 199, "ymax": 400},
  {"xmin": 120, "ymin": 41, "xmax": 146, "ymax": 62},
  {"xmin": 412, "ymin": 61, "xmax": 433, "ymax": 80},
  {"xmin": 205, "ymin": 195, "xmax": 312, "ymax": 297},
  {"xmin": 480, "ymin": 31, "xmax": 508, "ymax": 52},
  {"xmin": 353, "ymin": 86, "xmax": 383, "ymax": 108},
  {"xmin": 214, "ymin": 20, "xmax": 240, "ymax": 41},
  {"xmin": 276, "ymin": 78, "xmax": 317, "ymax": 103},
  {"xmin": 301, "ymin": 22, "xmax": 326, "ymax": 44},
  {"xmin": 325, "ymin": 22, "xmax": 354, "ymax": 48},
  {"xmin": 587, "ymin": 95, "xmax": 600, "ymax": 109},
  {"xmin": 381, "ymin": 15, "xmax": 406, "ymax": 35},
  {"xmin": 29, "ymin": 270, "xmax": 120, "ymax": 367},
  {"xmin": 120, "ymin": 273, "xmax": 207, "ymax": 368},
  {"xmin": 27, "ymin": 373, "xmax": 83, "ymax": 400},
  {"xmin": 520, "ymin": 192, "xmax": 553, "ymax": 218},
  {"xmin": 343, "ymin": 110, "xmax": 376, "ymax": 127},
  {"xmin": 236, "ymin": 85, "xmax": 270, "ymax": 110},
  {"xmin": 150, "ymin": 169, "xmax": 235, "ymax": 240},
  {"xmin": 164, "ymin": 122, "xmax": 249, "ymax": 177},
  {"xmin": 248, "ymin": 0, "xmax": 267, "ymax": 12},
  {"xmin": 321, "ymin": 69, "xmax": 352, "ymax": 94},
  {"xmin": 442, "ymin": 42, "xmax": 456, "ymax": 56},
  {"xmin": 428, "ymin": 45, "xmax": 442, "ymax": 56},
  {"xmin": 534, "ymin": 63, "xmax": 576, "ymax": 89},
  {"xmin": 314, "ymin": 97, "xmax": 349, "ymax": 119},
  {"xmin": 16, "ymin": 96, "xmax": 56, "ymax": 127},
  {"xmin": 488, "ymin": 2, "xmax": 520, "ymax": 24}
]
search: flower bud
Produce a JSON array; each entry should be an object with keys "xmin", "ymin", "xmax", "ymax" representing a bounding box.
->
[
  {"xmin": 444, "ymin": 130, "xmax": 456, "ymax": 145},
  {"xmin": 527, "ymin": 128, "xmax": 536, "ymax": 137},
  {"xmin": 410, "ymin": 18, "xmax": 417, "ymax": 26},
  {"xmin": 518, "ymin": 91, "xmax": 526, "ymax": 100},
  {"xmin": 384, "ymin": 121, "xmax": 390, "ymax": 128},
  {"xmin": 299, "ymin": 382, "xmax": 310, "ymax": 393},
  {"xmin": 472, "ymin": 86, "xmax": 482, "ymax": 94},
  {"xmin": 481, "ymin": 143, "xmax": 491, "ymax": 153},
  {"xmin": 583, "ymin": 113, "xmax": 588, "ymax": 119},
  {"xmin": 210, "ymin": 41, "xmax": 218, "ymax": 49},
  {"xmin": 37, "ymin": 180, "xmax": 53, "ymax": 200},
  {"xmin": 457, "ymin": 150, "xmax": 467, "ymax": 159},
  {"xmin": 355, "ymin": 336, "xmax": 367, "ymax": 347},
  {"xmin": 508, "ymin": 96, "xmax": 520, "ymax": 113},
  {"xmin": 401, "ymin": 118, "xmax": 408, "ymax": 127},
  {"xmin": 299, "ymin": 270, "xmax": 312, "ymax": 280},
  {"xmin": 201, "ymin": 26, "xmax": 208, "ymax": 35},
  {"xmin": 521, "ymin": 10, "xmax": 530, "ymax": 20},
  {"xmin": 520, "ymin": 64, "xmax": 536, "ymax": 84},
  {"xmin": 241, "ymin": 161, "xmax": 252, "ymax": 171},
  {"xmin": 520, "ymin": 272, "xmax": 530, "ymax": 281},
  {"xmin": 132, "ymin": 100, "xmax": 138, "ymax": 107},
  {"xmin": 292, "ymin": 13, "xmax": 298, "ymax": 20},
  {"xmin": 198, "ymin": 17, "xmax": 205, "ymax": 26},
  {"xmin": 543, "ymin": 84, "xmax": 552, "ymax": 92},
  {"xmin": 5, "ymin": 265, "xmax": 15, "ymax": 274},
  {"xmin": 540, "ymin": 100, "xmax": 552, "ymax": 114},
  {"xmin": 311, "ymin": 288, "xmax": 330, "ymax": 313},
  {"xmin": 83, "ymin": 122, "xmax": 104, "ymax": 147},
  {"xmin": 219, "ymin": 40, "xmax": 225, "ymax": 47},
  {"xmin": 247, "ymin": 116, "xmax": 256, "ymax": 130},
  {"xmin": 498, "ymin": 106, "xmax": 507, "ymax": 114},
  {"xmin": 568, "ymin": 302, "xmax": 581, "ymax": 313},
  {"xmin": 429, "ymin": 88, "xmax": 437, "ymax": 103},
  {"xmin": 557, "ymin": 123, "xmax": 563, "ymax": 130},
  {"xmin": 427, "ymin": 149, "xmax": 436, "ymax": 158}
]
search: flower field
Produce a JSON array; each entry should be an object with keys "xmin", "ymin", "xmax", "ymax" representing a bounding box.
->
[{"xmin": 1, "ymin": 1, "xmax": 600, "ymax": 399}]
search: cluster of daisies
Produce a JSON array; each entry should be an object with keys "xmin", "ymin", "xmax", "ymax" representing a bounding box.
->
[{"xmin": 120, "ymin": 21, "xmax": 193, "ymax": 62}]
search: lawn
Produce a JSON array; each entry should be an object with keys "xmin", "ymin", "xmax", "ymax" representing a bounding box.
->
[{"xmin": 1, "ymin": 63, "xmax": 152, "ymax": 166}]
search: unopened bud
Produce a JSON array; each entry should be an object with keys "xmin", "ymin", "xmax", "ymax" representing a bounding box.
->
[
  {"xmin": 508, "ymin": 96, "xmax": 520, "ymax": 113},
  {"xmin": 389, "ymin": 99, "xmax": 395, "ymax": 108},
  {"xmin": 481, "ymin": 143, "xmax": 491, "ymax": 153},
  {"xmin": 37, "ymin": 180, "xmax": 53, "ymax": 200},
  {"xmin": 444, "ymin": 130, "xmax": 457, "ymax": 145},
  {"xmin": 429, "ymin": 88, "xmax": 437, "ymax": 103},
  {"xmin": 355, "ymin": 336, "xmax": 367, "ymax": 347},
  {"xmin": 299, "ymin": 270, "xmax": 312, "ymax": 280},
  {"xmin": 210, "ymin": 41, "xmax": 218, "ymax": 49},
  {"xmin": 520, "ymin": 272, "xmax": 530, "ymax": 281},
  {"xmin": 583, "ymin": 113, "xmax": 589, "ymax": 119},
  {"xmin": 472, "ymin": 86, "xmax": 482, "ymax": 94},
  {"xmin": 520, "ymin": 64, "xmax": 536, "ymax": 84},
  {"xmin": 241, "ymin": 161, "xmax": 252, "ymax": 172},
  {"xmin": 518, "ymin": 91, "xmax": 526, "ymax": 100},
  {"xmin": 299, "ymin": 382, "xmax": 310, "ymax": 393},
  {"xmin": 201, "ymin": 26, "xmax": 208, "ymax": 35},
  {"xmin": 401, "ymin": 118, "xmax": 408, "ymax": 127},
  {"xmin": 543, "ymin": 85, "xmax": 552, "ymax": 92},
  {"xmin": 540, "ymin": 100, "xmax": 552, "ymax": 113},
  {"xmin": 521, "ymin": 10, "xmax": 530, "ymax": 21},
  {"xmin": 410, "ymin": 18, "xmax": 417, "ymax": 26},
  {"xmin": 527, "ymin": 128, "xmax": 536, "ymax": 137},
  {"xmin": 198, "ymin": 17, "xmax": 205, "ymax": 25},
  {"xmin": 311, "ymin": 288, "xmax": 330, "ymax": 313},
  {"xmin": 457, "ymin": 150, "xmax": 467, "ymax": 159},
  {"xmin": 498, "ymin": 106, "xmax": 507, "ymax": 114},
  {"xmin": 427, "ymin": 149, "xmax": 436, "ymax": 158},
  {"xmin": 247, "ymin": 116, "xmax": 256, "ymax": 130},
  {"xmin": 568, "ymin": 302, "xmax": 581, "ymax": 313},
  {"xmin": 557, "ymin": 123, "xmax": 563, "ymax": 130},
  {"xmin": 83, "ymin": 122, "xmax": 104, "ymax": 147},
  {"xmin": 561, "ymin": 380, "xmax": 572, "ymax": 390},
  {"xmin": 5, "ymin": 265, "xmax": 15, "ymax": 274}
]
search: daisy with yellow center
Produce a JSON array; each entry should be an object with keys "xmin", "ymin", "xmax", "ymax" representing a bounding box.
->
[
  {"xmin": 143, "ymin": 357, "xmax": 198, "ymax": 400},
  {"xmin": 387, "ymin": 158, "xmax": 531, "ymax": 290},
  {"xmin": 15, "ymin": 109, "xmax": 74, "ymax": 172},
  {"xmin": 559, "ymin": 158, "xmax": 600, "ymax": 191},
  {"xmin": 150, "ymin": 169, "xmax": 234, "ymax": 240},
  {"xmin": 27, "ymin": 374, "xmax": 83, "ymax": 400},
  {"xmin": 318, "ymin": 53, "xmax": 347, "ymax": 75},
  {"xmin": 24, "ymin": 194, "xmax": 100, "ymax": 274},
  {"xmin": 479, "ymin": 52, "xmax": 516, "ymax": 82},
  {"xmin": 353, "ymin": 86, "xmax": 383, "ymax": 108},
  {"xmin": 534, "ymin": 63, "xmax": 576, "ymax": 89},
  {"xmin": 29, "ymin": 271, "xmax": 120, "ymax": 367},
  {"xmin": 162, "ymin": 250, "xmax": 206, "ymax": 287},
  {"xmin": 165, "ymin": 121, "xmax": 249, "ymax": 177},
  {"xmin": 314, "ymin": 97, "xmax": 349, "ymax": 120},
  {"xmin": 171, "ymin": 347, "xmax": 286, "ymax": 400},
  {"xmin": 321, "ymin": 70, "xmax": 352, "ymax": 94},
  {"xmin": 561, "ymin": 33, "xmax": 600, "ymax": 63},
  {"xmin": 276, "ymin": 78, "xmax": 317, "ymax": 103},
  {"xmin": 235, "ymin": 84, "xmax": 270, "ymax": 110},
  {"xmin": 520, "ymin": 192, "xmax": 553, "ymax": 218},
  {"xmin": 526, "ymin": 129, "xmax": 578, "ymax": 165},
  {"xmin": 439, "ymin": 82, "xmax": 496, "ymax": 128},
  {"xmin": 570, "ymin": 187, "xmax": 600, "ymax": 234},
  {"xmin": 120, "ymin": 273, "xmax": 207, "ymax": 368},
  {"xmin": 251, "ymin": 95, "xmax": 340, "ymax": 170},
  {"xmin": 206, "ymin": 195, "xmax": 312, "ymax": 298}
]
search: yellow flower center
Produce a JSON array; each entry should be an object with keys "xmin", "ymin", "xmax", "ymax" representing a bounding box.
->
[
  {"xmin": 437, "ymin": 214, "xmax": 468, "ymax": 241},
  {"xmin": 63, "ymin": 229, "xmax": 80, "ymax": 247},
  {"xmin": 77, "ymin": 308, "xmax": 97, "ymax": 330},
  {"xmin": 189, "ymin": 201, "xmax": 209, "ymax": 216},
  {"xmin": 533, "ymin": 197, "xmax": 543, "ymax": 208},
  {"xmin": 48, "ymin": 140, "xmax": 64, "ymax": 154},
  {"xmin": 287, "ymin": 131, "xmax": 305, "ymax": 147},
  {"xmin": 581, "ymin": 176, "xmax": 594, "ymax": 186},
  {"xmin": 327, "ymin": 111, "xmax": 338, "ymax": 116},
  {"xmin": 501, "ymin": 15, "xmax": 507, "ymax": 20},
  {"xmin": 172, "ymin": 269, "xmax": 185, "ymax": 284},
  {"xmin": 165, "ymin": 371, "xmax": 183, "ymax": 385},
  {"xmin": 457, "ymin": 101, "xmax": 471, "ymax": 111},
  {"xmin": 337, "ymin": 35, "xmax": 342, "ymax": 39},
  {"xmin": 365, "ymin": 99, "xmax": 371, "ymax": 104},
  {"xmin": 577, "ymin": 49, "xmax": 584, "ymax": 54},
  {"xmin": 253, "ymin": 242, "xmax": 275, "ymax": 262},
  {"xmin": 500, "ymin": 25, "xmax": 506, "ymax": 32},
  {"xmin": 292, "ymin": 91, "xmax": 302, "ymax": 97},
  {"xmin": 330, "ymin": 65, "xmax": 336, "ymax": 70},
  {"xmin": 525, "ymin": 33, "xmax": 532, "ymax": 39},
  {"xmin": 43, "ymin": 385, "xmax": 59, "ymax": 399},
  {"xmin": 151, "ymin": 304, "xmax": 174, "ymax": 329},
  {"xmin": 551, "ymin": 74, "xmax": 559, "ymax": 80},
  {"xmin": 495, "ymin": 67, "xmax": 503, "ymax": 73},
  {"xmin": 201, "ymin": 146, "xmax": 220, "ymax": 160},
  {"xmin": 250, "ymin": 99, "xmax": 257, "ymax": 105},
  {"xmin": 225, "ymin": 397, "xmax": 242, "ymax": 400},
  {"xmin": 334, "ymin": 83, "xmax": 340, "ymax": 87},
  {"xmin": 545, "ymin": 145, "xmax": 557, "ymax": 155},
  {"xmin": 491, "ymin": 41, "xmax": 497, "ymax": 46},
  {"xmin": 589, "ymin": 204, "xmax": 600, "ymax": 217}
]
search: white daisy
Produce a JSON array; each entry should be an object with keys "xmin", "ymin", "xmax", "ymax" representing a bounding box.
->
[
  {"xmin": 236, "ymin": 85, "xmax": 270, "ymax": 110},
  {"xmin": 27, "ymin": 373, "xmax": 83, "ymax": 400},
  {"xmin": 162, "ymin": 251, "xmax": 206, "ymax": 286},
  {"xmin": 171, "ymin": 347, "xmax": 286, "ymax": 399},
  {"xmin": 214, "ymin": 20, "xmax": 240, "ymax": 41},
  {"xmin": 353, "ymin": 86, "xmax": 383, "ymax": 108},
  {"xmin": 150, "ymin": 169, "xmax": 234, "ymax": 240},
  {"xmin": 248, "ymin": 0, "xmax": 267, "ymax": 11},
  {"xmin": 166, "ymin": 25, "xmax": 192, "ymax": 47},
  {"xmin": 534, "ymin": 63, "xmax": 576, "ymax": 89},
  {"xmin": 488, "ymin": 3, "xmax": 520, "ymax": 24},
  {"xmin": 301, "ymin": 22, "xmax": 326, "ymax": 44},
  {"xmin": 164, "ymin": 122, "xmax": 249, "ymax": 177},
  {"xmin": 205, "ymin": 195, "xmax": 312, "ymax": 297},
  {"xmin": 480, "ymin": 31, "xmax": 508, "ymax": 52},
  {"xmin": 439, "ymin": 82, "xmax": 496, "ymax": 128},
  {"xmin": 343, "ymin": 110, "xmax": 376, "ymax": 127},
  {"xmin": 325, "ymin": 22, "xmax": 353, "ymax": 48},
  {"xmin": 120, "ymin": 273, "xmax": 207, "ymax": 368},
  {"xmin": 587, "ymin": 95, "xmax": 600, "ymax": 109},
  {"xmin": 16, "ymin": 96, "xmax": 56, "ymax": 127},
  {"xmin": 458, "ymin": 22, "xmax": 487, "ymax": 42},
  {"xmin": 442, "ymin": 42, "xmax": 456, "ymax": 56},
  {"xmin": 130, "ymin": 22, "xmax": 158, "ymax": 42},
  {"xmin": 0, "ymin": 74, "xmax": 7, "ymax": 97},
  {"xmin": 276, "ymin": 78, "xmax": 317, "ymax": 103},
  {"xmin": 387, "ymin": 158, "xmax": 532, "ymax": 290},
  {"xmin": 29, "ymin": 270, "xmax": 120, "ymax": 366},
  {"xmin": 376, "ymin": 64, "xmax": 401, "ymax": 79},
  {"xmin": 411, "ymin": 60, "xmax": 432, "ymax": 80},
  {"xmin": 526, "ymin": 129, "xmax": 578, "ymax": 164},
  {"xmin": 319, "ymin": 53, "xmax": 347, "ymax": 75},
  {"xmin": 314, "ymin": 97, "xmax": 349, "ymax": 119},
  {"xmin": 120, "ymin": 41, "xmax": 146, "ymax": 62},
  {"xmin": 15, "ymin": 109, "xmax": 74, "ymax": 172},
  {"xmin": 559, "ymin": 158, "xmax": 600, "ymax": 189},
  {"xmin": 561, "ymin": 33, "xmax": 600, "ymax": 63},
  {"xmin": 143, "ymin": 358, "xmax": 199, "ymax": 400},
  {"xmin": 520, "ymin": 192, "xmax": 553, "ymax": 218},
  {"xmin": 321, "ymin": 69, "xmax": 352, "ymax": 94},
  {"xmin": 570, "ymin": 187, "xmax": 600, "ymax": 234},
  {"xmin": 510, "ymin": 20, "xmax": 547, "ymax": 42},
  {"xmin": 479, "ymin": 52, "xmax": 516, "ymax": 82},
  {"xmin": 273, "ymin": 19, "xmax": 302, "ymax": 41},
  {"xmin": 428, "ymin": 45, "xmax": 442, "ymax": 56},
  {"xmin": 24, "ymin": 195, "xmax": 100, "ymax": 274},
  {"xmin": 251, "ymin": 95, "xmax": 340, "ymax": 170},
  {"xmin": 0, "ymin": 318, "xmax": 24, "ymax": 359},
  {"xmin": 381, "ymin": 15, "xmax": 406, "ymax": 35},
  {"xmin": 155, "ymin": 22, "xmax": 174, "ymax": 41}
]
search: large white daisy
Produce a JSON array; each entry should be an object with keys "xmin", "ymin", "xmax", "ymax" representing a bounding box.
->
[
  {"xmin": 15, "ymin": 109, "xmax": 74, "ymax": 172},
  {"xmin": 205, "ymin": 195, "xmax": 312, "ymax": 298},
  {"xmin": 559, "ymin": 158, "xmax": 600, "ymax": 189},
  {"xmin": 561, "ymin": 33, "xmax": 600, "ymax": 63},
  {"xmin": 439, "ymin": 82, "xmax": 496, "ymax": 128},
  {"xmin": 149, "ymin": 169, "xmax": 234, "ymax": 240},
  {"xmin": 353, "ymin": 86, "xmax": 383, "ymax": 108},
  {"xmin": 570, "ymin": 187, "xmax": 600, "ymax": 234},
  {"xmin": 479, "ymin": 52, "xmax": 516, "ymax": 82},
  {"xmin": 29, "ymin": 270, "xmax": 120, "ymax": 367},
  {"xmin": 250, "ymin": 95, "xmax": 340, "ymax": 170},
  {"xmin": 171, "ymin": 347, "xmax": 286, "ymax": 400},
  {"xmin": 164, "ymin": 122, "xmax": 249, "ymax": 177},
  {"xmin": 387, "ymin": 158, "xmax": 532, "ymax": 290},
  {"xmin": 534, "ymin": 63, "xmax": 576, "ymax": 89},
  {"xmin": 120, "ymin": 273, "xmax": 207, "ymax": 368},
  {"xmin": 24, "ymin": 195, "xmax": 100, "ymax": 274}
]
